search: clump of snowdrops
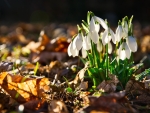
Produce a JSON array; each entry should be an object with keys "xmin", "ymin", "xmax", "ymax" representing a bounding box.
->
[{"xmin": 67, "ymin": 11, "xmax": 149, "ymax": 89}]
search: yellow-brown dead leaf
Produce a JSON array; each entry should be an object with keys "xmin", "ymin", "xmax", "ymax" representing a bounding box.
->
[{"xmin": 0, "ymin": 72, "xmax": 50, "ymax": 103}]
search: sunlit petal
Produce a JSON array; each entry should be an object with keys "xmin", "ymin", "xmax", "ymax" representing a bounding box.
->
[
  {"xmin": 82, "ymin": 48, "xmax": 87, "ymax": 58},
  {"xmin": 116, "ymin": 25, "xmax": 123, "ymax": 42},
  {"xmin": 90, "ymin": 30, "xmax": 99, "ymax": 44},
  {"xmin": 95, "ymin": 24, "xmax": 100, "ymax": 32},
  {"xmin": 67, "ymin": 42, "xmax": 73, "ymax": 56},
  {"xmin": 119, "ymin": 43, "xmax": 126, "ymax": 60},
  {"xmin": 119, "ymin": 49, "xmax": 126, "ymax": 60},
  {"xmin": 83, "ymin": 36, "xmax": 91, "ymax": 50},
  {"xmin": 72, "ymin": 48, "xmax": 79, "ymax": 57},
  {"xmin": 118, "ymin": 42, "xmax": 131, "ymax": 60},
  {"xmin": 73, "ymin": 34, "xmax": 83, "ymax": 50},
  {"xmin": 87, "ymin": 33, "xmax": 91, "ymax": 45},
  {"xmin": 93, "ymin": 16, "xmax": 108, "ymax": 30},
  {"xmin": 122, "ymin": 21, "xmax": 128, "ymax": 38},
  {"xmin": 108, "ymin": 42, "xmax": 112, "ymax": 54},
  {"xmin": 124, "ymin": 42, "xmax": 131, "ymax": 59},
  {"xmin": 97, "ymin": 40, "xmax": 102, "ymax": 52},
  {"xmin": 102, "ymin": 29, "xmax": 108, "ymax": 45},
  {"xmin": 90, "ymin": 18, "xmax": 96, "ymax": 31},
  {"xmin": 124, "ymin": 21, "xmax": 128, "ymax": 33},
  {"xmin": 110, "ymin": 29, "xmax": 116, "ymax": 44},
  {"xmin": 127, "ymin": 36, "xmax": 137, "ymax": 52}
]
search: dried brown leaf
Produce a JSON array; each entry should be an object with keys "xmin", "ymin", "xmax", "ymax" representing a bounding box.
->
[
  {"xmin": 48, "ymin": 100, "xmax": 68, "ymax": 113},
  {"xmin": 97, "ymin": 74, "xmax": 119, "ymax": 92},
  {"xmin": 23, "ymin": 99, "xmax": 46, "ymax": 110},
  {"xmin": 29, "ymin": 51, "xmax": 67, "ymax": 64},
  {"xmin": 0, "ymin": 72, "xmax": 50, "ymax": 103},
  {"xmin": 80, "ymin": 91, "xmax": 136, "ymax": 113}
]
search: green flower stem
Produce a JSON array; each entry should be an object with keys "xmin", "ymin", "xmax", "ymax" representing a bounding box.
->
[
  {"xmin": 122, "ymin": 59, "xmax": 127, "ymax": 88},
  {"xmin": 91, "ymin": 41, "xmax": 98, "ymax": 68},
  {"xmin": 93, "ymin": 44, "xmax": 101, "ymax": 68},
  {"xmin": 106, "ymin": 44, "xmax": 109, "ymax": 78},
  {"xmin": 87, "ymin": 69, "xmax": 97, "ymax": 87}
]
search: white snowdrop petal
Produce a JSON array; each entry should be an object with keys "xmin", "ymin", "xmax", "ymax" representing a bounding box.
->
[
  {"xmin": 116, "ymin": 25, "xmax": 123, "ymax": 42},
  {"xmin": 93, "ymin": 16, "xmax": 108, "ymax": 30},
  {"xmin": 90, "ymin": 18, "xmax": 96, "ymax": 31},
  {"xmin": 95, "ymin": 24, "xmax": 100, "ymax": 32},
  {"xmin": 108, "ymin": 35, "xmax": 111, "ymax": 42},
  {"xmin": 119, "ymin": 43, "xmax": 125, "ymax": 60},
  {"xmin": 127, "ymin": 36, "xmax": 137, "ymax": 52},
  {"xmin": 87, "ymin": 33, "xmax": 91, "ymax": 44},
  {"xmin": 83, "ymin": 36, "xmax": 91, "ymax": 50},
  {"xmin": 102, "ymin": 30, "xmax": 108, "ymax": 45},
  {"xmin": 72, "ymin": 35, "xmax": 78, "ymax": 49},
  {"xmin": 118, "ymin": 42, "xmax": 126, "ymax": 60},
  {"xmin": 82, "ymin": 48, "xmax": 87, "ymax": 58},
  {"xmin": 108, "ymin": 42, "xmax": 112, "ymax": 54},
  {"xmin": 91, "ymin": 30, "xmax": 99, "ymax": 44},
  {"xmin": 124, "ymin": 21, "xmax": 128, "ymax": 33},
  {"xmin": 118, "ymin": 42, "xmax": 131, "ymax": 60},
  {"xmin": 74, "ymin": 34, "xmax": 83, "ymax": 50},
  {"xmin": 125, "ymin": 43, "xmax": 131, "ymax": 59},
  {"xmin": 97, "ymin": 40, "xmax": 102, "ymax": 52},
  {"xmin": 119, "ymin": 50, "xmax": 126, "ymax": 60},
  {"xmin": 72, "ymin": 48, "xmax": 79, "ymax": 57},
  {"xmin": 110, "ymin": 29, "xmax": 116, "ymax": 44},
  {"xmin": 67, "ymin": 42, "xmax": 73, "ymax": 56}
]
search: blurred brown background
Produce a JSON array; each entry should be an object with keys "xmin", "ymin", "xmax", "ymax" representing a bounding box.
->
[
  {"xmin": 0, "ymin": 0, "xmax": 150, "ymax": 66},
  {"xmin": 0, "ymin": 0, "xmax": 150, "ymax": 25}
]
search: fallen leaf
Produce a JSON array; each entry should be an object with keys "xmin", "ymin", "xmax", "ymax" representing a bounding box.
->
[
  {"xmin": 48, "ymin": 100, "xmax": 69, "ymax": 113},
  {"xmin": 29, "ymin": 51, "xmax": 67, "ymax": 64},
  {"xmin": 80, "ymin": 91, "xmax": 136, "ymax": 113},
  {"xmin": 97, "ymin": 74, "xmax": 119, "ymax": 92},
  {"xmin": 71, "ymin": 62, "xmax": 89, "ymax": 85},
  {"xmin": 0, "ymin": 62, "xmax": 13, "ymax": 72},
  {"xmin": 23, "ymin": 99, "xmax": 46, "ymax": 110},
  {"xmin": 0, "ymin": 72, "xmax": 50, "ymax": 103}
]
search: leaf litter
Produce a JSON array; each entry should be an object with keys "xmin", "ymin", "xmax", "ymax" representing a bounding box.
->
[{"xmin": 0, "ymin": 23, "xmax": 150, "ymax": 113}]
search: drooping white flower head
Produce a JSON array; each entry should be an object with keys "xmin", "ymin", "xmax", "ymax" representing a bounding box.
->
[
  {"xmin": 88, "ymin": 17, "xmax": 100, "ymax": 44},
  {"xmin": 108, "ymin": 42, "xmax": 113, "ymax": 54},
  {"xmin": 118, "ymin": 42, "xmax": 131, "ymax": 60},
  {"xmin": 93, "ymin": 16, "xmax": 108, "ymax": 30},
  {"xmin": 82, "ymin": 35, "xmax": 91, "ymax": 50},
  {"xmin": 97, "ymin": 40, "xmax": 102, "ymax": 52},
  {"xmin": 116, "ymin": 25, "xmax": 124, "ymax": 42},
  {"xmin": 67, "ymin": 41, "xmax": 79, "ymax": 57},
  {"xmin": 81, "ymin": 47, "xmax": 87, "ymax": 58},
  {"xmin": 102, "ymin": 29, "xmax": 110, "ymax": 45},
  {"xmin": 102, "ymin": 28, "xmax": 115, "ymax": 45},
  {"xmin": 122, "ymin": 21, "xmax": 128, "ymax": 37},
  {"xmin": 126, "ymin": 36, "xmax": 137, "ymax": 52},
  {"xmin": 109, "ymin": 29, "xmax": 116, "ymax": 44},
  {"xmin": 73, "ymin": 33, "xmax": 83, "ymax": 51}
]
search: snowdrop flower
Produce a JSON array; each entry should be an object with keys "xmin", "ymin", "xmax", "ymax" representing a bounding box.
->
[
  {"xmin": 97, "ymin": 40, "xmax": 102, "ymax": 52},
  {"xmin": 116, "ymin": 25, "xmax": 124, "ymax": 42},
  {"xmin": 118, "ymin": 42, "xmax": 131, "ymax": 60},
  {"xmin": 122, "ymin": 21, "xmax": 128, "ymax": 37},
  {"xmin": 126, "ymin": 36, "xmax": 137, "ymax": 52},
  {"xmin": 82, "ymin": 35, "xmax": 91, "ymax": 50},
  {"xmin": 81, "ymin": 48, "xmax": 87, "ymax": 58},
  {"xmin": 67, "ymin": 41, "xmax": 79, "ymax": 57},
  {"xmin": 93, "ymin": 16, "xmax": 108, "ymax": 30},
  {"xmin": 108, "ymin": 42, "xmax": 113, "ymax": 54},
  {"xmin": 88, "ymin": 17, "xmax": 100, "ymax": 44},
  {"xmin": 73, "ymin": 33, "xmax": 83, "ymax": 51},
  {"xmin": 102, "ymin": 28, "xmax": 116, "ymax": 45}
]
